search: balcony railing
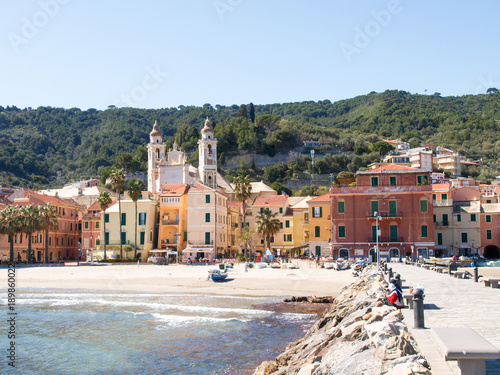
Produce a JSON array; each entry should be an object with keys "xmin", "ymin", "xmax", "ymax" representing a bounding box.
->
[
  {"xmin": 433, "ymin": 199, "xmax": 452, "ymax": 207},
  {"xmin": 162, "ymin": 219, "xmax": 179, "ymax": 225},
  {"xmin": 366, "ymin": 211, "xmax": 403, "ymax": 218},
  {"xmin": 367, "ymin": 236, "xmax": 404, "ymax": 243},
  {"xmin": 434, "ymin": 221, "xmax": 449, "ymax": 227}
]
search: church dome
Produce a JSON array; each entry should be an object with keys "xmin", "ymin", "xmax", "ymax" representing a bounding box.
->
[
  {"xmin": 150, "ymin": 120, "xmax": 163, "ymax": 137},
  {"xmin": 201, "ymin": 117, "xmax": 214, "ymax": 136}
]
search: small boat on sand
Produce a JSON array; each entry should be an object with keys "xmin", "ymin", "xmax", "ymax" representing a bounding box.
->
[{"xmin": 208, "ymin": 268, "xmax": 229, "ymax": 282}]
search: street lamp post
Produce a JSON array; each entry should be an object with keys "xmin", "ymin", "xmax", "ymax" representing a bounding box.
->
[
  {"xmin": 374, "ymin": 212, "xmax": 382, "ymax": 271},
  {"xmin": 411, "ymin": 245, "xmax": 414, "ymax": 263}
]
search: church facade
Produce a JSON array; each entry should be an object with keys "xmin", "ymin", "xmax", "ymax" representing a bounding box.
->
[{"xmin": 147, "ymin": 118, "xmax": 217, "ymax": 194}]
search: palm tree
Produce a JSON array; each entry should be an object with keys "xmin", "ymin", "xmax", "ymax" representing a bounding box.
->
[
  {"xmin": 128, "ymin": 179, "xmax": 144, "ymax": 259},
  {"xmin": 255, "ymin": 208, "xmax": 281, "ymax": 257},
  {"xmin": 233, "ymin": 174, "xmax": 252, "ymax": 260},
  {"xmin": 238, "ymin": 226, "xmax": 254, "ymax": 261},
  {"xmin": 97, "ymin": 191, "xmax": 112, "ymax": 260},
  {"xmin": 110, "ymin": 168, "xmax": 126, "ymax": 259},
  {"xmin": 20, "ymin": 204, "xmax": 41, "ymax": 264},
  {"xmin": 0, "ymin": 206, "xmax": 21, "ymax": 264},
  {"xmin": 39, "ymin": 203, "xmax": 59, "ymax": 264}
]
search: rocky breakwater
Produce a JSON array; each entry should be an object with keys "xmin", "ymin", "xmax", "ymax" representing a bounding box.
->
[{"xmin": 254, "ymin": 267, "xmax": 431, "ymax": 375}]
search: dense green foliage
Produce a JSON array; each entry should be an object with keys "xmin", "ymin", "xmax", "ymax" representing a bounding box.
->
[{"xmin": 1, "ymin": 90, "xmax": 499, "ymax": 188}]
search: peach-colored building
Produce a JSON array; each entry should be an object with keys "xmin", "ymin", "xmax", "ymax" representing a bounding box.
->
[
  {"xmin": 0, "ymin": 191, "xmax": 82, "ymax": 262},
  {"xmin": 184, "ymin": 182, "xmax": 228, "ymax": 260}
]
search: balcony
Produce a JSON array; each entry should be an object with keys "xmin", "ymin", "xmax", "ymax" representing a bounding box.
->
[
  {"xmin": 434, "ymin": 221, "xmax": 449, "ymax": 228},
  {"xmin": 367, "ymin": 236, "xmax": 404, "ymax": 243},
  {"xmin": 366, "ymin": 211, "xmax": 403, "ymax": 218},
  {"xmin": 433, "ymin": 199, "xmax": 452, "ymax": 207},
  {"xmin": 162, "ymin": 219, "xmax": 179, "ymax": 225}
]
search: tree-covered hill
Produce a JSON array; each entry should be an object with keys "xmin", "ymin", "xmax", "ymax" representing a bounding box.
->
[{"xmin": 1, "ymin": 89, "xmax": 499, "ymax": 188}]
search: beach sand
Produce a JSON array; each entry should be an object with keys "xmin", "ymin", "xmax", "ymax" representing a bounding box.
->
[{"xmin": 3, "ymin": 260, "xmax": 356, "ymax": 297}]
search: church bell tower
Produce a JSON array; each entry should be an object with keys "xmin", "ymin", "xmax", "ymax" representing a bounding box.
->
[
  {"xmin": 147, "ymin": 120, "xmax": 166, "ymax": 193},
  {"xmin": 198, "ymin": 117, "xmax": 217, "ymax": 188}
]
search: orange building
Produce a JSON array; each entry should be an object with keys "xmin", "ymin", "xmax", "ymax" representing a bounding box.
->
[
  {"xmin": 330, "ymin": 165, "xmax": 435, "ymax": 261},
  {"xmin": 0, "ymin": 191, "xmax": 82, "ymax": 262}
]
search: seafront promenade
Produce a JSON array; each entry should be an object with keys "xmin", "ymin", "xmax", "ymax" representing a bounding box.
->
[{"xmin": 389, "ymin": 263, "xmax": 500, "ymax": 375}]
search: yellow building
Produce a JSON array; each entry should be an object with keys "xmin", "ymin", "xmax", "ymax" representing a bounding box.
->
[
  {"xmin": 249, "ymin": 194, "xmax": 289, "ymax": 256},
  {"xmin": 290, "ymin": 196, "xmax": 312, "ymax": 256},
  {"xmin": 227, "ymin": 201, "xmax": 243, "ymax": 256},
  {"xmin": 157, "ymin": 184, "xmax": 190, "ymax": 260},
  {"xmin": 96, "ymin": 191, "xmax": 157, "ymax": 260},
  {"xmin": 307, "ymin": 193, "xmax": 331, "ymax": 257}
]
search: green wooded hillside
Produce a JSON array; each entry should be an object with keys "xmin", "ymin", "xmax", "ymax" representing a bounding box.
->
[{"xmin": 1, "ymin": 89, "xmax": 499, "ymax": 188}]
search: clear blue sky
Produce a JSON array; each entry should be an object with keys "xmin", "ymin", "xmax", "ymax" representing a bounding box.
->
[{"xmin": 1, "ymin": 0, "xmax": 499, "ymax": 110}]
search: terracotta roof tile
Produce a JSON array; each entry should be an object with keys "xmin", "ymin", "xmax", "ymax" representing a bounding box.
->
[
  {"xmin": 307, "ymin": 193, "xmax": 330, "ymax": 203},
  {"xmin": 161, "ymin": 183, "xmax": 189, "ymax": 195},
  {"xmin": 253, "ymin": 195, "xmax": 287, "ymax": 206}
]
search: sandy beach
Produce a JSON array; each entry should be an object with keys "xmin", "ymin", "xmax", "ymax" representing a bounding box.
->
[{"xmin": 3, "ymin": 260, "xmax": 356, "ymax": 297}]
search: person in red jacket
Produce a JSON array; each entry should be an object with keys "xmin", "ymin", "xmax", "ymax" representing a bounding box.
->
[{"xmin": 387, "ymin": 279, "xmax": 405, "ymax": 309}]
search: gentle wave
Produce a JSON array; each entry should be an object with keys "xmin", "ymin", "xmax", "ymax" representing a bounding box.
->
[
  {"xmin": 18, "ymin": 297, "xmax": 274, "ymax": 317},
  {"xmin": 151, "ymin": 312, "xmax": 247, "ymax": 326}
]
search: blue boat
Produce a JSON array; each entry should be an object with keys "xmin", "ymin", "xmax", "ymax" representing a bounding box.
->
[{"xmin": 208, "ymin": 269, "xmax": 229, "ymax": 282}]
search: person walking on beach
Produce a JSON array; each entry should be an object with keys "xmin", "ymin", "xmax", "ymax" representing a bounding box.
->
[{"xmin": 387, "ymin": 279, "xmax": 404, "ymax": 309}]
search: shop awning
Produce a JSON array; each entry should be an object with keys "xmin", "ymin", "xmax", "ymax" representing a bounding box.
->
[{"xmin": 182, "ymin": 248, "xmax": 214, "ymax": 253}]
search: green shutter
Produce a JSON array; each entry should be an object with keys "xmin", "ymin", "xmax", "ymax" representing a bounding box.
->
[
  {"xmin": 471, "ymin": 214, "xmax": 476, "ymax": 222},
  {"xmin": 390, "ymin": 225, "xmax": 398, "ymax": 241},
  {"xmin": 105, "ymin": 232, "xmax": 109, "ymax": 245},
  {"xmin": 121, "ymin": 232, "xmax": 126, "ymax": 245},
  {"xmin": 205, "ymin": 232, "xmax": 211, "ymax": 244},
  {"xmin": 285, "ymin": 220, "xmax": 290, "ymax": 228},
  {"xmin": 205, "ymin": 213, "xmax": 210, "ymax": 222},
  {"xmin": 121, "ymin": 213, "xmax": 126, "ymax": 225},
  {"xmin": 319, "ymin": 207, "xmax": 322, "ymax": 218},
  {"xmin": 315, "ymin": 226, "xmax": 320, "ymax": 237},
  {"xmin": 339, "ymin": 226, "xmax": 345, "ymax": 238},
  {"xmin": 205, "ymin": 194, "xmax": 210, "ymax": 203},
  {"xmin": 104, "ymin": 214, "xmax": 109, "ymax": 223},
  {"xmin": 140, "ymin": 232, "xmax": 145, "ymax": 245},
  {"xmin": 389, "ymin": 201, "xmax": 397, "ymax": 216},
  {"xmin": 486, "ymin": 215, "xmax": 492, "ymax": 223},
  {"xmin": 338, "ymin": 201, "xmax": 345, "ymax": 214},
  {"xmin": 421, "ymin": 225, "xmax": 428, "ymax": 238},
  {"xmin": 390, "ymin": 176, "xmax": 397, "ymax": 186},
  {"xmin": 437, "ymin": 233, "xmax": 443, "ymax": 245},
  {"xmin": 371, "ymin": 201, "xmax": 379, "ymax": 215},
  {"xmin": 420, "ymin": 200, "xmax": 427, "ymax": 212}
]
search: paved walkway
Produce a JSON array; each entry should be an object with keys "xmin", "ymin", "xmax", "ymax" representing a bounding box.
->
[{"xmin": 388, "ymin": 263, "xmax": 500, "ymax": 375}]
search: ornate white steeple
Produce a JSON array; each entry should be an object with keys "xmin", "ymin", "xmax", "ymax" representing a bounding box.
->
[
  {"xmin": 147, "ymin": 120, "xmax": 166, "ymax": 194},
  {"xmin": 198, "ymin": 117, "xmax": 217, "ymax": 188}
]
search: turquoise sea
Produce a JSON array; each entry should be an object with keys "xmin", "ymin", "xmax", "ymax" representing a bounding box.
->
[{"xmin": 6, "ymin": 289, "xmax": 321, "ymax": 374}]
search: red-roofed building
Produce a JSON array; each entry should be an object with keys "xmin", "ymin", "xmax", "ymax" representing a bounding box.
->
[
  {"xmin": 330, "ymin": 166, "xmax": 434, "ymax": 261},
  {"xmin": 0, "ymin": 190, "xmax": 83, "ymax": 262}
]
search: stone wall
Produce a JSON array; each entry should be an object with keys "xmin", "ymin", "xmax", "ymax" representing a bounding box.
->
[{"xmin": 254, "ymin": 267, "xmax": 431, "ymax": 375}]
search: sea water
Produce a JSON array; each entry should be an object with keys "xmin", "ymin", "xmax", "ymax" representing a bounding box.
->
[{"xmin": 6, "ymin": 289, "xmax": 320, "ymax": 374}]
